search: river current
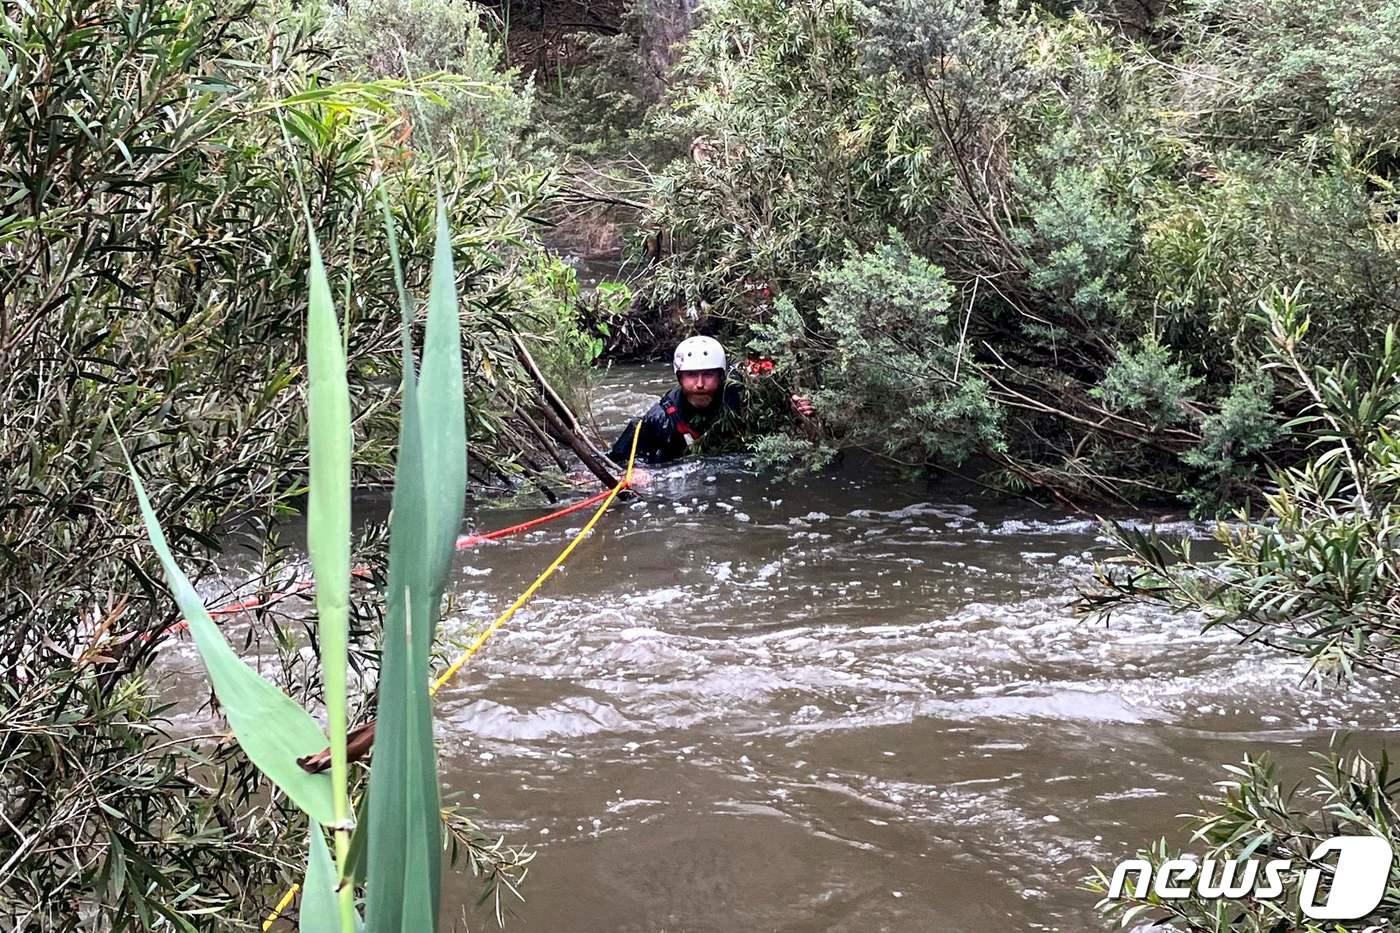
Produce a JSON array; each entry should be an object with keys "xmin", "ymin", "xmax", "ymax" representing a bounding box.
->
[
  {"xmin": 427, "ymin": 365, "xmax": 1400, "ymax": 931},
  {"xmin": 180, "ymin": 364, "xmax": 1400, "ymax": 931}
]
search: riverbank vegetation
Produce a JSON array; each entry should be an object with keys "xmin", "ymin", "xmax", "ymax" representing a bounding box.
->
[
  {"xmin": 550, "ymin": 0, "xmax": 1400, "ymax": 512},
  {"xmin": 122, "ymin": 193, "xmax": 471, "ymax": 933},
  {"xmin": 1081, "ymin": 294, "xmax": 1400, "ymax": 930},
  {"xmin": 5, "ymin": 0, "xmax": 1400, "ymax": 928},
  {"xmin": 0, "ymin": 0, "xmax": 558, "ymax": 925}
]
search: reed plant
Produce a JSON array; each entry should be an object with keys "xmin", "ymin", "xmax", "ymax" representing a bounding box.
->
[
  {"xmin": 0, "ymin": 1, "xmax": 562, "ymax": 924},
  {"xmin": 123, "ymin": 195, "xmax": 467, "ymax": 930}
]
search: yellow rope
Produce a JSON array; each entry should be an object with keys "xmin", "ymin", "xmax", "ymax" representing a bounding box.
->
[
  {"xmin": 431, "ymin": 421, "xmax": 640, "ymax": 695},
  {"xmin": 263, "ymin": 422, "xmax": 641, "ymax": 929},
  {"xmin": 263, "ymin": 884, "xmax": 300, "ymax": 930}
]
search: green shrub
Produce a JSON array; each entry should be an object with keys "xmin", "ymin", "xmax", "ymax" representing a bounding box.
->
[
  {"xmin": 1138, "ymin": 152, "xmax": 1400, "ymax": 367},
  {"xmin": 516, "ymin": 256, "xmax": 624, "ymax": 418},
  {"xmin": 643, "ymin": 0, "xmax": 878, "ymax": 313},
  {"xmin": 753, "ymin": 233, "xmax": 1006, "ymax": 469},
  {"xmin": 1180, "ymin": 376, "xmax": 1282, "ymax": 509},
  {"xmin": 1092, "ymin": 334, "xmax": 1203, "ymax": 428},
  {"xmin": 1015, "ymin": 160, "xmax": 1136, "ymax": 327},
  {"xmin": 0, "ymin": 0, "xmax": 552, "ymax": 925},
  {"xmin": 1, "ymin": 3, "xmax": 330, "ymax": 923},
  {"xmin": 747, "ymin": 431, "xmax": 839, "ymax": 474},
  {"xmin": 1171, "ymin": 0, "xmax": 1400, "ymax": 150},
  {"xmin": 537, "ymin": 30, "xmax": 674, "ymax": 161},
  {"xmin": 1086, "ymin": 293, "xmax": 1400, "ymax": 676},
  {"xmin": 323, "ymin": 0, "xmax": 537, "ymax": 158}
]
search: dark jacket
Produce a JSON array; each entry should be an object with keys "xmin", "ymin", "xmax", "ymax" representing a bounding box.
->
[{"xmin": 608, "ymin": 382, "xmax": 744, "ymax": 465}]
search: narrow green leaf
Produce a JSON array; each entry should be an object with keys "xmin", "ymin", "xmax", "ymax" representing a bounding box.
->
[
  {"xmin": 120, "ymin": 441, "xmax": 334, "ymax": 825},
  {"xmin": 340, "ymin": 793, "xmax": 371, "ymax": 888},
  {"xmin": 374, "ymin": 187, "xmax": 414, "ymax": 330},
  {"xmin": 417, "ymin": 195, "xmax": 468, "ymax": 604},
  {"xmin": 305, "ymin": 226, "xmax": 353, "ymax": 831},
  {"xmin": 363, "ymin": 201, "xmax": 443, "ymax": 931},
  {"xmin": 106, "ymin": 830, "xmax": 126, "ymax": 898},
  {"xmin": 300, "ymin": 825, "xmax": 343, "ymax": 933}
]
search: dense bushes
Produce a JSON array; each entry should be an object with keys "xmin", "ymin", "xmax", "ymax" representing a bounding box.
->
[
  {"xmin": 752, "ymin": 233, "xmax": 1004, "ymax": 469},
  {"xmin": 3, "ymin": 4, "xmax": 323, "ymax": 922},
  {"xmin": 1173, "ymin": 0, "xmax": 1400, "ymax": 150},
  {"xmin": 634, "ymin": 0, "xmax": 1400, "ymax": 507},
  {"xmin": 322, "ymin": 0, "xmax": 537, "ymax": 158},
  {"xmin": 0, "ymin": 0, "xmax": 555, "ymax": 925},
  {"xmin": 1079, "ymin": 296, "xmax": 1400, "ymax": 930}
]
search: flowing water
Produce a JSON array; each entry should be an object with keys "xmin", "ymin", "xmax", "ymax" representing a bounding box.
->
[
  {"xmin": 177, "ymin": 364, "xmax": 1400, "ymax": 931},
  {"xmin": 426, "ymin": 365, "xmax": 1400, "ymax": 931}
]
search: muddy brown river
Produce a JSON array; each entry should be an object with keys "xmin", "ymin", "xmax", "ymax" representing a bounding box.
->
[{"xmin": 180, "ymin": 365, "xmax": 1400, "ymax": 931}]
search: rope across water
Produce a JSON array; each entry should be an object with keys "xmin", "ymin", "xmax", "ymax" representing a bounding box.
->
[
  {"xmin": 160, "ymin": 469, "xmax": 618, "ymax": 640},
  {"xmin": 262, "ymin": 422, "xmax": 642, "ymax": 929}
]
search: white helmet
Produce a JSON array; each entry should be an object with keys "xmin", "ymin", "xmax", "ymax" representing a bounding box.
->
[{"xmin": 673, "ymin": 335, "xmax": 727, "ymax": 374}]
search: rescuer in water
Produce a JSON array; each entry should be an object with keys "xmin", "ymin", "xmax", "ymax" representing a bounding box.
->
[{"xmin": 606, "ymin": 336, "xmax": 814, "ymax": 475}]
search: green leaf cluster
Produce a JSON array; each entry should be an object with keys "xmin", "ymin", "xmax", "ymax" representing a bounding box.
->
[
  {"xmin": 1092, "ymin": 334, "xmax": 1203, "ymax": 429},
  {"xmin": 1087, "ymin": 745, "xmax": 1400, "ymax": 931},
  {"xmin": 126, "ymin": 197, "xmax": 468, "ymax": 932},
  {"xmin": 1084, "ymin": 290, "xmax": 1400, "ymax": 682},
  {"xmin": 751, "ymin": 232, "xmax": 1005, "ymax": 469},
  {"xmin": 635, "ymin": 0, "xmax": 1400, "ymax": 505}
]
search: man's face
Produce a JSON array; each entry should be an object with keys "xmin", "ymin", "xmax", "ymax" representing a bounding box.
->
[{"xmin": 678, "ymin": 368, "xmax": 724, "ymax": 409}]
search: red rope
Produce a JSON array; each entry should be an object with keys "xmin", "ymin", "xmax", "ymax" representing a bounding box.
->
[
  {"xmin": 153, "ymin": 486, "xmax": 622, "ymax": 640},
  {"xmin": 452, "ymin": 487, "xmax": 614, "ymax": 549}
]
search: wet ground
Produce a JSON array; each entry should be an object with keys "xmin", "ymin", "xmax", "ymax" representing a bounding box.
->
[{"xmin": 421, "ymin": 365, "xmax": 1400, "ymax": 931}]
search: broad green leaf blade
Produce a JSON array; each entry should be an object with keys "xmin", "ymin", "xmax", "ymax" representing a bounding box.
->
[
  {"xmin": 305, "ymin": 227, "xmax": 352, "ymax": 828},
  {"xmin": 391, "ymin": 656, "xmax": 436, "ymax": 932},
  {"xmin": 417, "ymin": 195, "xmax": 467, "ymax": 605},
  {"xmin": 364, "ymin": 456, "xmax": 439, "ymax": 924},
  {"xmin": 299, "ymin": 825, "xmax": 344, "ymax": 933},
  {"xmin": 363, "ymin": 293, "xmax": 419, "ymax": 933},
  {"xmin": 121, "ymin": 446, "xmax": 334, "ymax": 825},
  {"xmin": 364, "ymin": 205, "xmax": 442, "ymax": 932}
]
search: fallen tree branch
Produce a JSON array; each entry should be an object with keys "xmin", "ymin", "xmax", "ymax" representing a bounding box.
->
[{"xmin": 510, "ymin": 334, "xmax": 620, "ymax": 488}]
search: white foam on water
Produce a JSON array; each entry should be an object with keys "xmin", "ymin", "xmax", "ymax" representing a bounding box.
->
[{"xmin": 847, "ymin": 501, "xmax": 979, "ymax": 521}]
